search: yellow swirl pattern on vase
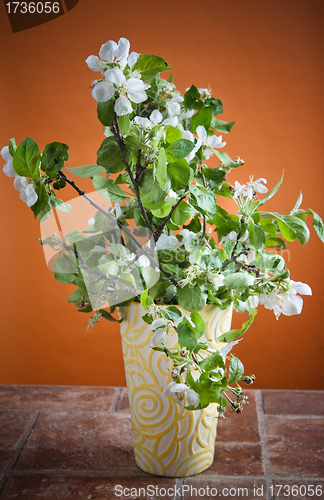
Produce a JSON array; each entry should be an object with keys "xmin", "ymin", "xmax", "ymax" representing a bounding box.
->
[{"xmin": 119, "ymin": 302, "xmax": 233, "ymax": 477}]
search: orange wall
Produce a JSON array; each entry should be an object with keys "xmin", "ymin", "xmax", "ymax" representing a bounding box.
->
[{"xmin": 0, "ymin": 0, "xmax": 323, "ymax": 390}]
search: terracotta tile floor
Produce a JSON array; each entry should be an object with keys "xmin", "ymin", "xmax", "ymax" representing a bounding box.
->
[{"xmin": 0, "ymin": 386, "xmax": 323, "ymax": 499}]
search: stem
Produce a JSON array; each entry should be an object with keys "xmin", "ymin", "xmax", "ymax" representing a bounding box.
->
[
  {"xmin": 154, "ymin": 194, "xmax": 186, "ymax": 242},
  {"xmin": 110, "ymin": 117, "xmax": 152, "ymax": 231},
  {"xmin": 200, "ymin": 165, "xmax": 207, "ymax": 238}
]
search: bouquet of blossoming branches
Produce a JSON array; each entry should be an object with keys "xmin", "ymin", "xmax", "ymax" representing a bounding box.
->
[{"xmin": 2, "ymin": 37, "xmax": 323, "ymax": 417}]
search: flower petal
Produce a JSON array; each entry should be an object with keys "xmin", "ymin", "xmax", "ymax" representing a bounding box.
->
[
  {"xmin": 126, "ymin": 78, "xmax": 148, "ymax": 104},
  {"xmin": 128, "ymin": 51, "xmax": 139, "ymax": 69},
  {"xmin": 99, "ymin": 40, "xmax": 118, "ymax": 61},
  {"xmin": 150, "ymin": 327, "xmax": 167, "ymax": 347},
  {"xmin": 169, "ymin": 383, "xmax": 188, "ymax": 394},
  {"xmin": 114, "ymin": 95, "xmax": 133, "ymax": 116},
  {"xmin": 104, "ymin": 68, "xmax": 126, "ymax": 87},
  {"xmin": 115, "ymin": 37, "xmax": 130, "ymax": 68},
  {"xmin": 186, "ymin": 389, "xmax": 200, "ymax": 407},
  {"xmin": 85, "ymin": 55, "xmax": 102, "ymax": 72},
  {"xmin": 150, "ymin": 109, "xmax": 163, "ymax": 125},
  {"xmin": 281, "ymin": 294, "xmax": 303, "ymax": 316},
  {"xmin": 163, "ymin": 382, "xmax": 176, "ymax": 396},
  {"xmin": 134, "ymin": 116, "xmax": 152, "ymax": 129},
  {"xmin": 289, "ymin": 280, "xmax": 312, "ymax": 296},
  {"xmin": 92, "ymin": 81, "xmax": 115, "ymax": 102}
]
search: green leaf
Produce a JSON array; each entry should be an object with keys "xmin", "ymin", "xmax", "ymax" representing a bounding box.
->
[
  {"xmin": 218, "ymin": 309, "xmax": 257, "ymax": 343},
  {"xmin": 200, "ymin": 351, "xmax": 225, "ymax": 372},
  {"xmin": 228, "ymin": 356, "xmax": 244, "ymax": 384},
  {"xmin": 193, "ymin": 372, "xmax": 227, "ymax": 407},
  {"xmin": 165, "ymin": 139, "xmax": 195, "ymax": 162},
  {"xmin": 223, "ymin": 272, "xmax": 255, "ymax": 291},
  {"xmin": 177, "ymin": 317, "xmax": 198, "ymax": 351},
  {"xmin": 97, "ymin": 137, "xmax": 123, "ymax": 173},
  {"xmin": 92, "ymin": 175, "xmax": 128, "ymax": 202},
  {"xmin": 205, "ymin": 97, "xmax": 223, "ymax": 115},
  {"xmin": 54, "ymin": 253, "xmax": 78, "ymax": 283},
  {"xmin": 40, "ymin": 142, "xmax": 69, "ymax": 179},
  {"xmin": 190, "ymin": 311, "xmax": 206, "ymax": 339},
  {"xmin": 306, "ymin": 209, "xmax": 324, "ymax": 243},
  {"xmin": 290, "ymin": 191, "xmax": 303, "ymax": 215},
  {"xmin": 214, "ymin": 150, "xmax": 242, "ymax": 169},
  {"xmin": 165, "ymin": 126, "xmax": 182, "ymax": 144},
  {"xmin": 139, "ymin": 168, "xmax": 167, "ymax": 204},
  {"xmin": 202, "ymin": 166, "xmax": 226, "ymax": 184},
  {"xmin": 140, "ymin": 289, "xmax": 153, "ymax": 309},
  {"xmin": 99, "ymin": 308, "xmax": 123, "ymax": 323},
  {"xmin": 8, "ymin": 138, "xmax": 17, "ymax": 156},
  {"xmin": 258, "ymin": 172, "xmax": 284, "ymax": 205},
  {"xmin": 177, "ymin": 284, "xmax": 207, "ymax": 312},
  {"xmin": 156, "ymin": 147, "xmax": 167, "ymax": 189},
  {"xmin": 164, "ymin": 306, "xmax": 182, "ymax": 321},
  {"xmin": 13, "ymin": 137, "xmax": 41, "ymax": 179},
  {"xmin": 97, "ymin": 100, "xmax": 115, "ymax": 126},
  {"xmin": 268, "ymin": 213, "xmax": 310, "ymax": 245},
  {"xmin": 265, "ymin": 237, "xmax": 287, "ymax": 249},
  {"xmin": 31, "ymin": 183, "xmax": 51, "ymax": 220},
  {"xmin": 248, "ymin": 223, "xmax": 265, "ymax": 250},
  {"xmin": 183, "ymin": 85, "xmax": 201, "ymax": 109},
  {"xmin": 184, "ymin": 214, "xmax": 202, "ymax": 233},
  {"xmin": 210, "ymin": 117, "xmax": 235, "ymax": 133},
  {"xmin": 65, "ymin": 164, "xmax": 106, "ymax": 177},
  {"xmin": 118, "ymin": 115, "xmax": 130, "ymax": 136},
  {"xmin": 132, "ymin": 54, "xmax": 171, "ymax": 79},
  {"xmin": 49, "ymin": 194, "xmax": 71, "ymax": 213},
  {"xmin": 167, "ymin": 159, "xmax": 191, "ymax": 190},
  {"xmin": 192, "ymin": 108, "xmax": 212, "ymax": 133},
  {"xmin": 190, "ymin": 185, "xmax": 216, "ymax": 214},
  {"xmin": 124, "ymin": 135, "xmax": 147, "ymax": 149},
  {"xmin": 171, "ymin": 200, "xmax": 195, "ymax": 225}
]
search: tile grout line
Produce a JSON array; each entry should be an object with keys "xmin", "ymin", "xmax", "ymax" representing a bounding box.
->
[
  {"xmin": 256, "ymin": 390, "xmax": 273, "ymax": 500},
  {"xmin": 109, "ymin": 387, "xmax": 123, "ymax": 412},
  {"xmin": 0, "ymin": 410, "xmax": 40, "ymax": 495},
  {"xmin": 175, "ymin": 477, "xmax": 184, "ymax": 500}
]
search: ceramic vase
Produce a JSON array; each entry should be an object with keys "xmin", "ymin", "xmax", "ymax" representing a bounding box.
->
[{"xmin": 119, "ymin": 302, "xmax": 232, "ymax": 477}]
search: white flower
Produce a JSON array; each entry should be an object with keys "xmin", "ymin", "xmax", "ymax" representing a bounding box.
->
[
  {"xmin": 92, "ymin": 67, "xmax": 149, "ymax": 115},
  {"xmin": 150, "ymin": 318, "xmax": 168, "ymax": 347},
  {"xmin": 179, "ymin": 229, "xmax": 197, "ymax": 249},
  {"xmin": 14, "ymin": 176, "xmax": 38, "ymax": 207},
  {"xmin": 155, "ymin": 234, "xmax": 179, "ymax": 251},
  {"xmin": 234, "ymin": 178, "xmax": 268, "ymax": 200},
  {"xmin": 163, "ymin": 382, "xmax": 200, "ymax": 407},
  {"xmin": 196, "ymin": 125, "xmax": 226, "ymax": 159},
  {"xmin": 182, "ymin": 130, "xmax": 194, "ymax": 142},
  {"xmin": 219, "ymin": 339, "xmax": 242, "ymax": 358},
  {"xmin": 167, "ymin": 93, "xmax": 184, "ymax": 118},
  {"xmin": 134, "ymin": 109, "xmax": 164, "ymax": 131},
  {"xmin": 186, "ymin": 389, "xmax": 200, "ymax": 408},
  {"xmin": 248, "ymin": 295, "xmax": 259, "ymax": 309},
  {"xmin": 86, "ymin": 38, "xmax": 130, "ymax": 73},
  {"xmin": 1, "ymin": 146, "xmax": 16, "ymax": 177},
  {"xmin": 220, "ymin": 230, "xmax": 248, "ymax": 244},
  {"xmin": 87, "ymin": 217, "xmax": 95, "ymax": 226},
  {"xmin": 85, "ymin": 55, "xmax": 103, "ymax": 72},
  {"xmin": 259, "ymin": 279, "xmax": 312, "ymax": 319},
  {"xmin": 127, "ymin": 51, "xmax": 140, "ymax": 71},
  {"xmin": 213, "ymin": 274, "xmax": 225, "ymax": 288},
  {"xmin": 135, "ymin": 254, "xmax": 150, "ymax": 268},
  {"xmin": 186, "ymin": 125, "xmax": 226, "ymax": 162},
  {"xmin": 198, "ymin": 87, "xmax": 211, "ymax": 98}
]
